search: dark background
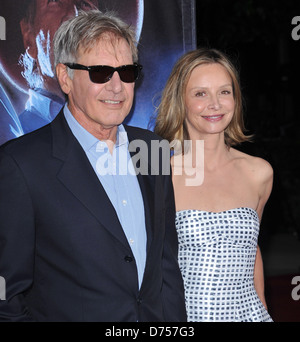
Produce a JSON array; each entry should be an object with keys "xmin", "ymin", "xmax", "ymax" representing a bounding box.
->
[{"xmin": 196, "ymin": 0, "xmax": 300, "ymax": 321}]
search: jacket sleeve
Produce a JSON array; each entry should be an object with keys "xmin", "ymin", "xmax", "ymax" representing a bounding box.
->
[
  {"xmin": 0, "ymin": 150, "xmax": 35, "ymax": 321},
  {"xmin": 161, "ymin": 170, "xmax": 187, "ymax": 322}
]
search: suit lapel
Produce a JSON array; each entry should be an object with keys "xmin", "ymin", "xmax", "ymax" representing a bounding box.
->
[{"xmin": 51, "ymin": 111, "xmax": 130, "ymax": 250}]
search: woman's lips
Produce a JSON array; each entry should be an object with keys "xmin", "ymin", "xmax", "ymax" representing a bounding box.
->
[{"xmin": 202, "ymin": 114, "xmax": 225, "ymax": 122}]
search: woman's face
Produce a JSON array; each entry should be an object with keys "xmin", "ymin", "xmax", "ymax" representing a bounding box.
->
[{"xmin": 184, "ymin": 63, "xmax": 235, "ymax": 139}]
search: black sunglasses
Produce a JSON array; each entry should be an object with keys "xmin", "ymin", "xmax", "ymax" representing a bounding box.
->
[{"xmin": 64, "ymin": 63, "xmax": 142, "ymax": 84}]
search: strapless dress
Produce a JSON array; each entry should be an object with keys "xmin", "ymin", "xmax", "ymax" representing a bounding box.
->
[{"xmin": 176, "ymin": 207, "xmax": 273, "ymax": 322}]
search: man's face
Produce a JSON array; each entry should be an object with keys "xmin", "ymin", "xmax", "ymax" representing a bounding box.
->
[{"xmin": 62, "ymin": 35, "xmax": 135, "ymax": 139}]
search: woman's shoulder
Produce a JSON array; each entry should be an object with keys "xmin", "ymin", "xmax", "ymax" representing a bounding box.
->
[{"xmin": 231, "ymin": 148, "xmax": 273, "ymax": 183}]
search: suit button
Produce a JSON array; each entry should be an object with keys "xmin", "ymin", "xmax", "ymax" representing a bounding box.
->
[{"xmin": 124, "ymin": 256, "xmax": 133, "ymax": 263}]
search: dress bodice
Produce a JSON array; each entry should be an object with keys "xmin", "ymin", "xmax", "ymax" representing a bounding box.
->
[{"xmin": 175, "ymin": 207, "xmax": 272, "ymax": 322}]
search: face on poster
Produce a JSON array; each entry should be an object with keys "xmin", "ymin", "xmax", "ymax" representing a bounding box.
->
[{"xmin": 0, "ymin": 0, "xmax": 195, "ymax": 145}]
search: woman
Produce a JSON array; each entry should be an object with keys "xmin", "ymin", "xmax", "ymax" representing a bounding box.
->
[{"xmin": 155, "ymin": 48, "xmax": 273, "ymax": 322}]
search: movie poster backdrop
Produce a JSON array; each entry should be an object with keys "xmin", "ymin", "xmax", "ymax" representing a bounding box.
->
[{"xmin": 0, "ymin": 0, "xmax": 196, "ymax": 145}]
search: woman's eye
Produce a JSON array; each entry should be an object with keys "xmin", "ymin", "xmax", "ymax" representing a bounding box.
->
[
  {"xmin": 195, "ymin": 91, "xmax": 206, "ymax": 97},
  {"xmin": 221, "ymin": 90, "xmax": 231, "ymax": 95}
]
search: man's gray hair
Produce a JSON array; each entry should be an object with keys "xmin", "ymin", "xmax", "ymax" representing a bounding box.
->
[{"xmin": 53, "ymin": 10, "xmax": 139, "ymax": 70}]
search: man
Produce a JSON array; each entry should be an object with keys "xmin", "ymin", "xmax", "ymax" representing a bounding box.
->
[{"xmin": 0, "ymin": 10, "xmax": 186, "ymax": 322}]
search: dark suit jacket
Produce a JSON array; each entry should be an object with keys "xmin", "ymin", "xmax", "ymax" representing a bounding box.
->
[{"xmin": 0, "ymin": 111, "xmax": 186, "ymax": 322}]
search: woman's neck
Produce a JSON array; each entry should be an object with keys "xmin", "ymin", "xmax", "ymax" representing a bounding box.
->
[{"xmin": 188, "ymin": 132, "xmax": 231, "ymax": 170}]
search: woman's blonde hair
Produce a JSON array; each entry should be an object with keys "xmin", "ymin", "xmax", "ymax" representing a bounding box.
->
[{"xmin": 154, "ymin": 48, "xmax": 252, "ymax": 148}]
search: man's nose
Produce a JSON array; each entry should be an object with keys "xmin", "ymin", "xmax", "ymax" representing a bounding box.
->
[{"xmin": 105, "ymin": 71, "xmax": 123, "ymax": 93}]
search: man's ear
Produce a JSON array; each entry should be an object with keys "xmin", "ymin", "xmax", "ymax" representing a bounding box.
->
[
  {"xmin": 56, "ymin": 63, "xmax": 72, "ymax": 95},
  {"xmin": 20, "ymin": 18, "xmax": 38, "ymax": 59}
]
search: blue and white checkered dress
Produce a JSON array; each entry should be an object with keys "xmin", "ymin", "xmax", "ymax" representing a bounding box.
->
[{"xmin": 176, "ymin": 207, "xmax": 273, "ymax": 322}]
